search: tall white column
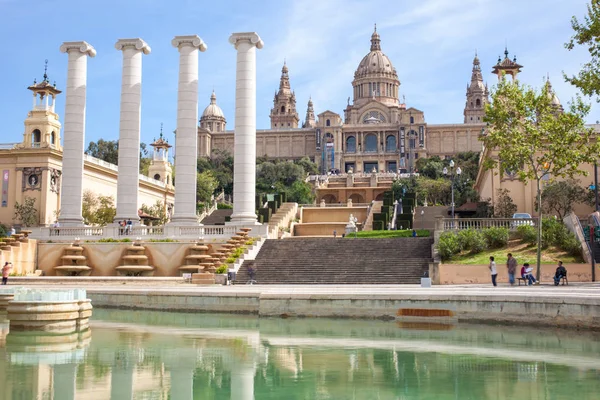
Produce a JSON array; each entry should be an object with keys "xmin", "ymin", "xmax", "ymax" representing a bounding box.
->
[
  {"xmin": 53, "ymin": 364, "xmax": 77, "ymax": 400},
  {"xmin": 114, "ymin": 38, "xmax": 151, "ymax": 224},
  {"xmin": 170, "ymin": 35, "xmax": 207, "ymax": 225},
  {"xmin": 58, "ymin": 41, "xmax": 96, "ymax": 226},
  {"xmin": 229, "ymin": 32, "xmax": 263, "ymax": 225}
]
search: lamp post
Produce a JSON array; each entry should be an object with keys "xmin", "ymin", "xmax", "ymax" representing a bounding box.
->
[{"xmin": 443, "ymin": 160, "xmax": 462, "ymax": 219}]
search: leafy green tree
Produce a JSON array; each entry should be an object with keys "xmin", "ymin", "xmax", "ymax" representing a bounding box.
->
[
  {"xmin": 13, "ymin": 197, "xmax": 38, "ymax": 227},
  {"xmin": 196, "ymin": 171, "xmax": 218, "ymax": 204},
  {"xmin": 482, "ymin": 76, "xmax": 600, "ymax": 279},
  {"xmin": 493, "ymin": 188, "xmax": 517, "ymax": 218},
  {"xmin": 81, "ymin": 190, "xmax": 116, "ymax": 226},
  {"xmin": 541, "ymin": 179, "xmax": 593, "ymax": 219},
  {"xmin": 140, "ymin": 200, "xmax": 168, "ymax": 225},
  {"xmin": 296, "ymin": 156, "xmax": 319, "ymax": 175},
  {"xmin": 85, "ymin": 139, "xmax": 152, "ymax": 173},
  {"xmin": 565, "ymin": 1, "xmax": 600, "ymax": 100}
]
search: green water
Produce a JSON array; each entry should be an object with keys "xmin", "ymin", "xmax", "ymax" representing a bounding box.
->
[{"xmin": 1, "ymin": 310, "xmax": 600, "ymax": 399}]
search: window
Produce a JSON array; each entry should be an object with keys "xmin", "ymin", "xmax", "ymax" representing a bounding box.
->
[
  {"xmin": 364, "ymin": 134, "xmax": 378, "ymax": 152},
  {"xmin": 385, "ymin": 135, "xmax": 396, "ymax": 152},
  {"xmin": 326, "ymin": 119, "xmax": 331, "ymax": 127},
  {"xmin": 154, "ymin": 174, "xmax": 161, "ymax": 180},
  {"xmin": 281, "ymin": 106, "xmax": 285, "ymax": 113},
  {"xmin": 476, "ymin": 98, "xmax": 481, "ymax": 108},
  {"xmin": 31, "ymin": 129, "xmax": 41, "ymax": 147},
  {"xmin": 50, "ymin": 131, "xmax": 56, "ymax": 145},
  {"xmin": 346, "ymin": 136, "xmax": 356, "ymax": 153},
  {"xmin": 410, "ymin": 116, "xmax": 414, "ymax": 124}
]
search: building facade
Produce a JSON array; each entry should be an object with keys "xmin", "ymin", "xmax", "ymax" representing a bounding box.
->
[{"xmin": 198, "ymin": 27, "xmax": 487, "ymax": 174}]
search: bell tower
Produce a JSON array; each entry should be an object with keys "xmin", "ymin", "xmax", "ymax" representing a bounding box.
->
[
  {"xmin": 464, "ymin": 53, "xmax": 489, "ymax": 124},
  {"xmin": 270, "ymin": 61, "xmax": 299, "ymax": 129},
  {"xmin": 148, "ymin": 124, "xmax": 174, "ymax": 187},
  {"xmin": 303, "ymin": 97, "xmax": 316, "ymax": 128},
  {"xmin": 492, "ymin": 47, "xmax": 523, "ymax": 81},
  {"xmin": 19, "ymin": 60, "xmax": 62, "ymax": 150}
]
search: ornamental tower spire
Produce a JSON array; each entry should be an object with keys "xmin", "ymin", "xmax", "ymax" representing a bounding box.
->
[
  {"xmin": 270, "ymin": 60, "xmax": 299, "ymax": 129},
  {"xmin": 303, "ymin": 97, "xmax": 316, "ymax": 128},
  {"xmin": 464, "ymin": 52, "xmax": 489, "ymax": 124}
]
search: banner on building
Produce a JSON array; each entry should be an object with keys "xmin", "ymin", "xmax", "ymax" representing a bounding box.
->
[
  {"xmin": 400, "ymin": 128, "xmax": 405, "ymax": 157},
  {"xmin": 2, "ymin": 170, "xmax": 8, "ymax": 207},
  {"xmin": 419, "ymin": 126, "xmax": 424, "ymax": 147},
  {"xmin": 316, "ymin": 128, "xmax": 321, "ymax": 149}
]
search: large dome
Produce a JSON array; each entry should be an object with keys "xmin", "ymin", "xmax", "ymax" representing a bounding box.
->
[
  {"xmin": 201, "ymin": 91, "xmax": 225, "ymax": 119},
  {"xmin": 354, "ymin": 29, "xmax": 398, "ymax": 79}
]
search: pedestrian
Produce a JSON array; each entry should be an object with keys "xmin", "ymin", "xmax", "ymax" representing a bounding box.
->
[
  {"xmin": 554, "ymin": 261, "xmax": 567, "ymax": 286},
  {"xmin": 333, "ymin": 230, "xmax": 337, "ymax": 238},
  {"xmin": 9, "ymin": 226, "xmax": 15, "ymax": 236},
  {"xmin": 126, "ymin": 219, "xmax": 133, "ymax": 234},
  {"xmin": 412, "ymin": 229, "xmax": 417, "ymax": 237},
  {"xmin": 521, "ymin": 263, "xmax": 536, "ymax": 285},
  {"xmin": 2, "ymin": 262, "xmax": 12, "ymax": 285},
  {"xmin": 506, "ymin": 253, "xmax": 517, "ymax": 286},
  {"xmin": 489, "ymin": 256, "xmax": 497, "ymax": 287}
]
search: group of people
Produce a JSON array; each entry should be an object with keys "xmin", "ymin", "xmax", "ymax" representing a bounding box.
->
[
  {"xmin": 488, "ymin": 253, "xmax": 567, "ymax": 287},
  {"xmin": 119, "ymin": 219, "xmax": 133, "ymax": 235}
]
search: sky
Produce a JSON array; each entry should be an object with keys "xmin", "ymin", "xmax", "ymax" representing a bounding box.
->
[{"xmin": 0, "ymin": 0, "xmax": 597, "ymax": 149}]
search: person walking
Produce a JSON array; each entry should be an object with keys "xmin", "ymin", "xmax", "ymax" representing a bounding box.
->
[
  {"xmin": 489, "ymin": 256, "xmax": 498, "ymax": 287},
  {"xmin": 506, "ymin": 253, "xmax": 517, "ymax": 286},
  {"xmin": 2, "ymin": 262, "xmax": 12, "ymax": 285}
]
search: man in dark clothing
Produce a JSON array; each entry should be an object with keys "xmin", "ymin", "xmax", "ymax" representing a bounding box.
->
[{"xmin": 554, "ymin": 261, "xmax": 567, "ymax": 286}]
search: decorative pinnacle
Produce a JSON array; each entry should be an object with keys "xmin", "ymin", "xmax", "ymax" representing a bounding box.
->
[
  {"xmin": 43, "ymin": 59, "xmax": 49, "ymax": 82},
  {"xmin": 160, "ymin": 122, "xmax": 163, "ymax": 138},
  {"xmin": 374, "ymin": 23, "xmax": 377, "ymax": 32}
]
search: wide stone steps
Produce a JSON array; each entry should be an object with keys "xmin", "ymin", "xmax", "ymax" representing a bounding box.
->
[{"xmin": 234, "ymin": 237, "xmax": 433, "ymax": 284}]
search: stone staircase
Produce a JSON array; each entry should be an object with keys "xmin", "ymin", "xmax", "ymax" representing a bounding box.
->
[
  {"xmin": 200, "ymin": 209, "xmax": 233, "ymax": 225},
  {"xmin": 363, "ymin": 201, "xmax": 383, "ymax": 231},
  {"xmin": 235, "ymin": 237, "xmax": 433, "ymax": 284}
]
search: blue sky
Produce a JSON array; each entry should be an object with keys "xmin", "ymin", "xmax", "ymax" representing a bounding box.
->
[{"xmin": 0, "ymin": 0, "xmax": 597, "ymax": 148}]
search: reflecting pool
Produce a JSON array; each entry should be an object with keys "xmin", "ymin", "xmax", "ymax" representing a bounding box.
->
[{"xmin": 1, "ymin": 309, "xmax": 600, "ymax": 399}]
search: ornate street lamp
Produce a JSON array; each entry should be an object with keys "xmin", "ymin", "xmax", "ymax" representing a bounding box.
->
[{"xmin": 443, "ymin": 160, "xmax": 462, "ymax": 219}]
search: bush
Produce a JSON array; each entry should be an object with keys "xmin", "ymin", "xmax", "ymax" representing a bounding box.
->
[
  {"xmin": 482, "ymin": 227, "xmax": 509, "ymax": 248},
  {"xmin": 215, "ymin": 265, "xmax": 227, "ymax": 274},
  {"xmin": 562, "ymin": 235, "xmax": 582, "ymax": 257},
  {"xmin": 217, "ymin": 203, "xmax": 233, "ymax": 209},
  {"xmin": 456, "ymin": 229, "xmax": 487, "ymax": 253},
  {"xmin": 0, "ymin": 224, "xmax": 6, "ymax": 237},
  {"xmin": 542, "ymin": 217, "xmax": 569, "ymax": 248},
  {"xmin": 516, "ymin": 225, "xmax": 537, "ymax": 245},
  {"xmin": 437, "ymin": 232, "xmax": 461, "ymax": 260}
]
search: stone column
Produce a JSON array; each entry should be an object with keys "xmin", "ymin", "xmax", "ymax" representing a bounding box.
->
[
  {"xmin": 53, "ymin": 364, "xmax": 77, "ymax": 400},
  {"xmin": 229, "ymin": 32, "xmax": 263, "ymax": 225},
  {"xmin": 114, "ymin": 38, "xmax": 151, "ymax": 224},
  {"xmin": 58, "ymin": 41, "xmax": 96, "ymax": 226},
  {"xmin": 230, "ymin": 360, "xmax": 256, "ymax": 400},
  {"xmin": 170, "ymin": 35, "xmax": 207, "ymax": 225}
]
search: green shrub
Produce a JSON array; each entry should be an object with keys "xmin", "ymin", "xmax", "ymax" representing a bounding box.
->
[
  {"xmin": 97, "ymin": 238, "xmax": 132, "ymax": 243},
  {"xmin": 482, "ymin": 227, "xmax": 510, "ymax": 248},
  {"xmin": 542, "ymin": 217, "xmax": 569, "ymax": 248},
  {"xmin": 147, "ymin": 238, "xmax": 177, "ymax": 242},
  {"xmin": 561, "ymin": 235, "xmax": 582, "ymax": 257},
  {"xmin": 516, "ymin": 225, "xmax": 537, "ymax": 245},
  {"xmin": 217, "ymin": 203, "xmax": 233, "ymax": 209},
  {"xmin": 0, "ymin": 224, "xmax": 7, "ymax": 237},
  {"xmin": 457, "ymin": 229, "xmax": 487, "ymax": 253},
  {"xmin": 215, "ymin": 265, "xmax": 227, "ymax": 274},
  {"xmin": 225, "ymin": 246, "xmax": 247, "ymax": 264},
  {"xmin": 437, "ymin": 232, "xmax": 461, "ymax": 260}
]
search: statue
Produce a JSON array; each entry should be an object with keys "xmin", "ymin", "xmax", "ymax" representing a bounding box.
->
[{"xmin": 345, "ymin": 214, "xmax": 358, "ymax": 236}]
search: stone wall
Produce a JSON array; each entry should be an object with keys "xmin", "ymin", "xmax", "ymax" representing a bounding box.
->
[
  {"xmin": 37, "ymin": 241, "xmax": 225, "ymax": 277},
  {"xmin": 435, "ymin": 263, "xmax": 592, "ymax": 285},
  {"xmin": 301, "ymin": 207, "xmax": 368, "ymax": 223},
  {"xmin": 0, "ymin": 239, "xmax": 37, "ymax": 275}
]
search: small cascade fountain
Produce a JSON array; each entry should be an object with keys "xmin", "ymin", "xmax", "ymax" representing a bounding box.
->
[
  {"xmin": 115, "ymin": 239, "xmax": 154, "ymax": 276},
  {"xmin": 54, "ymin": 240, "xmax": 91, "ymax": 276},
  {"xmin": 179, "ymin": 240, "xmax": 212, "ymax": 274}
]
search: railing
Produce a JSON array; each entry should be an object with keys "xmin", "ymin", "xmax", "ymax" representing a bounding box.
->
[
  {"xmin": 439, "ymin": 218, "xmax": 538, "ymax": 231},
  {"xmin": 49, "ymin": 226, "xmax": 104, "ymax": 237}
]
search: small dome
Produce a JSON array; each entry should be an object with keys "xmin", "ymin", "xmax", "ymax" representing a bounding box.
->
[
  {"xmin": 201, "ymin": 91, "xmax": 225, "ymax": 119},
  {"xmin": 354, "ymin": 27, "xmax": 397, "ymax": 79},
  {"xmin": 545, "ymin": 79, "xmax": 561, "ymax": 106}
]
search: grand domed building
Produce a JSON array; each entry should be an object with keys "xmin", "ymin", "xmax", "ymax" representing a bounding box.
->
[{"xmin": 198, "ymin": 27, "xmax": 492, "ymax": 176}]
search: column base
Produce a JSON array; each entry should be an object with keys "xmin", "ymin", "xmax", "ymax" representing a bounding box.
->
[
  {"xmin": 229, "ymin": 213, "xmax": 258, "ymax": 225},
  {"xmin": 57, "ymin": 216, "xmax": 84, "ymax": 227}
]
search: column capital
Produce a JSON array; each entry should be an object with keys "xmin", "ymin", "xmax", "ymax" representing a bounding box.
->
[
  {"xmin": 229, "ymin": 32, "xmax": 263, "ymax": 50},
  {"xmin": 115, "ymin": 38, "xmax": 151, "ymax": 54},
  {"xmin": 172, "ymin": 35, "xmax": 207, "ymax": 52},
  {"xmin": 59, "ymin": 41, "xmax": 96, "ymax": 57}
]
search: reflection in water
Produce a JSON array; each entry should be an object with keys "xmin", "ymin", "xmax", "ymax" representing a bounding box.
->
[{"xmin": 0, "ymin": 309, "xmax": 599, "ymax": 399}]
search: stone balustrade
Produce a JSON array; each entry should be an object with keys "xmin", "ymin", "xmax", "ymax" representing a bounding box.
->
[{"xmin": 436, "ymin": 217, "xmax": 538, "ymax": 231}]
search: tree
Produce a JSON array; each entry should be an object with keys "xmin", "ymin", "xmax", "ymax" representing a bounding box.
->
[
  {"xmin": 565, "ymin": 1, "xmax": 600, "ymax": 100},
  {"xmin": 197, "ymin": 171, "xmax": 218, "ymax": 204},
  {"xmin": 493, "ymin": 188, "xmax": 517, "ymax": 218},
  {"xmin": 296, "ymin": 157, "xmax": 319, "ymax": 175},
  {"xmin": 541, "ymin": 179, "xmax": 592, "ymax": 219},
  {"xmin": 482, "ymin": 76, "xmax": 600, "ymax": 279},
  {"xmin": 85, "ymin": 139, "xmax": 119, "ymax": 164},
  {"xmin": 82, "ymin": 190, "xmax": 116, "ymax": 226},
  {"xmin": 140, "ymin": 201, "xmax": 168, "ymax": 225},
  {"xmin": 13, "ymin": 197, "xmax": 38, "ymax": 227}
]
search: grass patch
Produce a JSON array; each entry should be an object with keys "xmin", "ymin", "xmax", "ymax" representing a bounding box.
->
[
  {"xmin": 347, "ymin": 229, "xmax": 430, "ymax": 238},
  {"xmin": 448, "ymin": 241, "xmax": 582, "ymax": 265}
]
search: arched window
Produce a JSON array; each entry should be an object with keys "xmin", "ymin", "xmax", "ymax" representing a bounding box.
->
[
  {"xmin": 50, "ymin": 131, "xmax": 56, "ymax": 145},
  {"xmin": 326, "ymin": 119, "xmax": 331, "ymax": 127},
  {"xmin": 31, "ymin": 129, "xmax": 41, "ymax": 147},
  {"xmin": 281, "ymin": 105, "xmax": 285, "ymax": 113},
  {"xmin": 410, "ymin": 116, "xmax": 414, "ymax": 124},
  {"xmin": 346, "ymin": 136, "xmax": 356, "ymax": 153},
  {"xmin": 154, "ymin": 173, "xmax": 161, "ymax": 180},
  {"xmin": 385, "ymin": 135, "xmax": 396, "ymax": 152},
  {"xmin": 364, "ymin": 134, "xmax": 377, "ymax": 152},
  {"xmin": 476, "ymin": 98, "xmax": 481, "ymax": 108}
]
